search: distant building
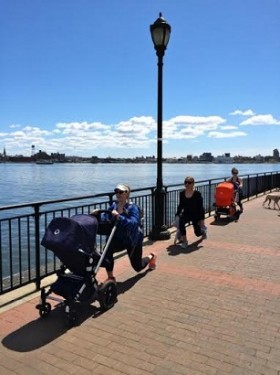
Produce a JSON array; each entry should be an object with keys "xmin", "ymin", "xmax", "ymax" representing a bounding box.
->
[
  {"xmin": 273, "ymin": 149, "xmax": 279, "ymax": 161},
  {"xmin": 51, "ymin": 152, "xmax": 66, "ymax": 162},
  {"xmin": 215, "ymin": 153, "xmax": 234, "ymax": 163},
  {"xmin": 33, "ymin": 150, "xmax": 52, "ymax": 161},
  {"xmin": 0, "ymin": 147, "xmax": 7, "ymax": 161},
  {"xmin": 255, "ymin": 154, "xmax": 264, "ymax": 162},
  {"xmin": 199, "ymin": 152, "xmax": 214, "ymax": 162}
]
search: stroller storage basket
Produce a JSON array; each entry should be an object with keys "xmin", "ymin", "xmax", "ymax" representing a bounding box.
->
[{"xmin": 50, "ymin": 274, "xmax": 96, "ymax": 302}]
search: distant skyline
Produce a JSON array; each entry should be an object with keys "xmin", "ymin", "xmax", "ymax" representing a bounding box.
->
[{"xmin": 1, "ymin": 1, "xmax": 280, "ymax": 158}]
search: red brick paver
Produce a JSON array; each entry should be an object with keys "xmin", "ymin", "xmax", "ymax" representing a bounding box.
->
[{"xmin": 1, "ymin": 195, "xmax": 280, "ymax": 374}]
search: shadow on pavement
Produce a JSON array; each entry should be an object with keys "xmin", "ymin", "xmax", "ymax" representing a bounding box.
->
[
  {"xmin": 2, "ymin": 303, "xmax": 100, "ymax": 352},
  {"xmin": 263, "ymin": 206, "xmax": 280, "ymax": 211},
  {"xmin": 210, "ymin": 219, "xmax": 231, "ymax": 226},
  {"xmin": 210, "ymin": 218, "xmax": 239, "ymax": 226},
  {"xmin": 210, "ymin": 211, "xmax": 242, "ymax": 226},
  {"xmin": 116, "ymin": 269, "xmax": 150, "ymax": 295},
  {"xmin": 166, "ymin": 239, "xmax": 203, "ymax": 256},
  {"xmin": 2, "ymin": 271, "xmax": 152, "ymax": 352}
]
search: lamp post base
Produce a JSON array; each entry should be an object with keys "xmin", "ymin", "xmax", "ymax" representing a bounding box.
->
[{"xmin": 149, "ymin": 225, "xmax": 171, "ymax": 241}]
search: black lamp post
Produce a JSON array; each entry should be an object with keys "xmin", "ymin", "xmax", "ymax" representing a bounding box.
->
[{"xmin": 149, "ymin": 13, "xmax": 171, "ymax": 241}]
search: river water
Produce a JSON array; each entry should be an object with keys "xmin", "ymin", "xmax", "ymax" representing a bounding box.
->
[{"xmin": 1, "ymin": 162, "xmax": 279, "ymax": 206}]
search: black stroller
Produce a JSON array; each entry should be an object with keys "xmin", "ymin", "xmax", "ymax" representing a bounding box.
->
[{"xmin": 36, "ymin": 211, "xmax": 117, "ymax": 325}]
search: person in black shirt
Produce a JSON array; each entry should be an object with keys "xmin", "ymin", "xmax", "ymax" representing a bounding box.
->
[{"xmin": 175, "ymin": 176, "xmax": 207, "ymax": 248}]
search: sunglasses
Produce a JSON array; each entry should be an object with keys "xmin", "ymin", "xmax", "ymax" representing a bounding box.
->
[
  {"xmin": 232, "ymin": 172, "xmax": 238, "ymax": 175},
  {"xmin": 114, "ymin": 189, "xmax": 126, "ymax": 194},
  {"xmin": 185, "ymin": 181, "xmax": 194, "ymax": 185}
]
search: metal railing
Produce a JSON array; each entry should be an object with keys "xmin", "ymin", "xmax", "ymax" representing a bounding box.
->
[{"xmin": 1, "ymin": 171, "xmax": 279, "ymax": 296}]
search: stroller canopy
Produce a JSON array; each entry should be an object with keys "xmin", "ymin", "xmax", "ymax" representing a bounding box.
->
[
  {"xmin": 70, "ymin": 214, "xmax": 98, "ymax": 251},
  {"xmin": 215, "ymin": 182, "xmax": 235, "ymax": 207},
  {"xmin": 41, "ymin": 214, "xmax": 99, "ymax": 274}
]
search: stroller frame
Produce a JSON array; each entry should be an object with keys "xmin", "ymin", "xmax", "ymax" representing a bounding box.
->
[{"xmin": 36, "ymin": 211, "xmax": 118, "ymax": 325}]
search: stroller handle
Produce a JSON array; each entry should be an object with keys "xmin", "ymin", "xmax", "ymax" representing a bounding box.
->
[
  {"xmin": 90, "ymin": 209, "xmax": 120, "ymax": 227},
  {"xmin": 93, "ymin": 210, "xmax": 119, "ymax": 274}
]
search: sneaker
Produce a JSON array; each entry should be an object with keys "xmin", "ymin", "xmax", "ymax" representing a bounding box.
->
[
  {"xmin": 201, "ymin": 225, "xmax": 207, "ymax": 239},
  {"xmin": 149, "ymin": 253, "xmax": 157, "ymax": 270},
  {"xmin": 179, "ymin": 241, "xmax": 188, "ymax": 249},
  {"xmin": 201, "ymin": 230, "xmax": 207, "ymax": 240}
]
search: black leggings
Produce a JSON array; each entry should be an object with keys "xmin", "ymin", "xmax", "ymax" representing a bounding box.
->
[
  {"xmin": 104, "ymin": 238, "xmax": 150, "ymax": 273},
  {"xmin": 235, "ymin": 188, "xmax": 243, "ymax": 210},
  {"xmin": 179, "ymin": 216, "xmax": 203, "ymax": 237}
]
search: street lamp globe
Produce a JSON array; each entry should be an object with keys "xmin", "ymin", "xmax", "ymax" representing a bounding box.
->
[{"xmin": 150, "ymin": 13, "xmax": 171, "ymax": 56}]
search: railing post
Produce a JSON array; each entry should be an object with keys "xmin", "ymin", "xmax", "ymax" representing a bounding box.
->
[
  {"xmin": 247, "ymin": 175, "xmax": 250, "ymax": 201},
  {"xmin": 208, "ymin": 180, "xmax": 212, "ymax": 216},
  {"xmin": 255, "ymin": 174, "xmax": 259, "ymax": 197},
  {"xmin": 33, "ymin": 203, "xmax": 41, "ymax": 291}
]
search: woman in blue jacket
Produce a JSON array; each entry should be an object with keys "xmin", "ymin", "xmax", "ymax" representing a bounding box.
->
[{"xmin": 92, "ymin": 183, "xmax": 156, "ymax": 283}]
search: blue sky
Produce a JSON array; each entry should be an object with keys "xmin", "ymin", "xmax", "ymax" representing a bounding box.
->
[{"xmin": 1, "ymin": 0, "xmax": 280, "ymax": 158}]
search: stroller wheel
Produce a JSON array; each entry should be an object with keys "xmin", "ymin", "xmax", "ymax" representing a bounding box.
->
[
  {"xmin": 68, "ymin": 311, "xmax": 78, "ymax": 326},
  {"xmin": 38, "ymin": 302, "xmax": 51, "ymax": 318},
  {"xmin": 99, "ymin": 281, "xmax": 117, "ymax": 311},
  {"xmin": 65, "ymin": 303, "xmax": 78, "ymax": 326}
]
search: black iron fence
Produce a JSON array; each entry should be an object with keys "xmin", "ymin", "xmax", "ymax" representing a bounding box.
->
[{"xmin": 1, "ymin": 171, "xmax": 279, "ymax": 296}]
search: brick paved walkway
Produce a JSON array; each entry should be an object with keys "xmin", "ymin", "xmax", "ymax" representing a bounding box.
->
[{"xmin": 1, "ymin": 195, "xmax": 280, "ymax": 374}]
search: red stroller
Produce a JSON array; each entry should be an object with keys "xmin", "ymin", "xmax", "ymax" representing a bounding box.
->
[{"xmin": 214, "ymin": 182, "xmax": 239, "ymax": 221}]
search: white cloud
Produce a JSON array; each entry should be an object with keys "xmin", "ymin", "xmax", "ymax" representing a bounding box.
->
[
  {"xmin": 229, "ymin": 109, "xmax": 255, "ymax": 116},
  {"xmin": 240, "ymin": 114, "xmax": 280, "ymax": 126},
  {"xmin": 208, "ymin": 131, "xmax": 247, "ymax": 138},
  {"xmin": 0, "ymin": 113, "xmax": 230, "ymax": 155},
  {"xmin": 11, "ymin": 126, "xmax": 52, "ymax": 138},
  {"xmin": 118, "ymin": 116, "xmax": 155, "ymax": 129},
  {"xmin": 116, "ymin": 116, "xmax": 155, "ymax": 138},
  {"xmin": 56, "ymin": 121, "xmax": 110, "ymax": 135},
  {"xmin": 163, "ymin": 115, "xmax": 225, "ymax": 139},
  {"xmin": 0, "ymin": 132, "xmax": 9, "ymax": 137},
  {"xmin": 171, "ymin": 115, "xmax": 226, "ymax": 127},
  {"xmin": 1, "ymin": 111, "xmax": 278, "ymax": 157},
  {"xmin": 220, "ymin": 125, "xmax": 238, "ymax": 130}
]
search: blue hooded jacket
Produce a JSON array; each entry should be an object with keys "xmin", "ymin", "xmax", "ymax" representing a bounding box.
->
[{"xmin": 107, "ymin": 202, "xmax": 143, "ymax": 249}]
